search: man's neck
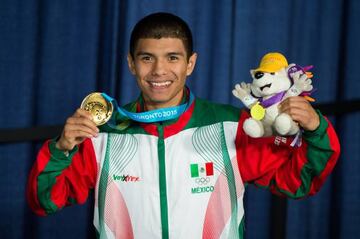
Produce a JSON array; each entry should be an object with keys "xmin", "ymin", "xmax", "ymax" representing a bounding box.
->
[{"xmin": 143, "ymin": 90, "xmax": 186, "ymax": 111}]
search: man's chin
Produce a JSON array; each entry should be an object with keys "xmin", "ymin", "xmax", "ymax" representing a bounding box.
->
[
  {"xmin": 142, "ymin": 97, "xmax": 168, "ymax": 108},
  {"xmin": 150, "ymin": 98, "xmax": 171, "ymax": 105}
]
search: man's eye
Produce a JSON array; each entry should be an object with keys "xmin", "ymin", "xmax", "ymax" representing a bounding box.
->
[
  {"xmin": 169, "ymin": 55, "xmax": 179, "ymax": 61},
  {"xmin": 141, "ymin": 56, "xmax": 152, "ymax": 62}
]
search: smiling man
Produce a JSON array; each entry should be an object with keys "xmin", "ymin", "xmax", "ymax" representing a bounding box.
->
[
  {"xmin": 128, "ymin": 37, "xmax": 197, "ymax": 110},
  {"xmin": 27, "ymin": 12, "xmax": 340, "ymax": 239}
]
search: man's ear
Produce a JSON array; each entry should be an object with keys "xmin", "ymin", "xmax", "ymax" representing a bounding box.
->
[
  {"xmin": 127, "ymin": 53, "xmax": 136, "ymax": 75},
  {"xmin": 186, "ymin": 53, "xmax": 198, "ymax": 76}
]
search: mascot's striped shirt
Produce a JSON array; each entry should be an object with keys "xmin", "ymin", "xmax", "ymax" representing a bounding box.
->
[{"xmin": 27, "ymin": 95, "xmax": 340, "ymax": 239}]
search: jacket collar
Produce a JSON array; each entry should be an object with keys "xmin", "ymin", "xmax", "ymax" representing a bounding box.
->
[{"xmin": 137, "ymin": 87, "xmax": 195, "ymax": 138}]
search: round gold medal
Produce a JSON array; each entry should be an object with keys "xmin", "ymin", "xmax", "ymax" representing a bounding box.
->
[
  {"xmin": 80, "ymin": 92, "xmax": 113, "ymax": 126},
  {"xmin": 250, "ymin": 102, "xmax": 266, "ymax": 120}
]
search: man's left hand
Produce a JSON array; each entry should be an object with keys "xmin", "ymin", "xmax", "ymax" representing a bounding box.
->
[{"xmin": 279, "ymin": 96, "xmax": 320, "ymax": 131}]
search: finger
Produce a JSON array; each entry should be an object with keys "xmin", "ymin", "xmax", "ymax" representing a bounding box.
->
[
  {"xmin": 279, "ymin": 96, "xmax": 319, "ymax": 130},
  {"xmin": 280, "ymin": 107, "xmax": 308, "ymax": 121},
  {"xmin": 280, "ymin": 96, "xmax": 308, "ymax": 106},
  {"xmin": 279, "ymin": 106, "xmax": 313, "ymax": 127},
  {"xmin": 280, "ymin": 96, "xmax": 315, "ymax": 116},
  {"xmin": 279, "ymin": 97, "xmax": 310, "ymax": 112},
  {"xmin": 282, "ymin": 108, "xmax": 318, "ymax": 130},
  {"xmin": 284, "ymin": 96, "xmax": 310, "ymax": 103},
  {"xmin": 63, "ymin": 126, "xmax": 97, "ymax": 139},
  {"xmin": 64, "ymin": 122, "xmax": 99, "ymax": 137},
  {"xmin": 289, "ymin": 63, "xmax": 296, "ymax": 67},
  {"xmin": 232, "ymin": 89, "xmax": 239, "ymax": 98},
  {"xmin": 304, "ymin": 85, "xmax": 313, "ymax": 91},
  {"xmin": 299, "ymin": 73, "xmax": 308, "ymax": 81},
  {"xmin": 66, "ymin": 116, "xmax": 99, "ymax": 133},
  {"xmin": 235, "ymin": 84, "xmax": 242, "ymax": 91},
  {"xmin": 287, "ymin": 63, "xmax": 296, "ymax": 69},
  {"xmin": 292, "ymin": 72, "xmax": 301, "ymax": 81},
  {"xmin": 73, "ymin": 136, "xmax": 87, "ymax": 145},
  {"xmin": 240, "ymin": 82, "xmax": 247, "ymax": 88},
  {"xmin": 280, "ymin": 101, "xmax": 310, "ymax": 113},
  {"xmin": 73, "ymin": 108, "xmax": 93, "ymax": 120}
]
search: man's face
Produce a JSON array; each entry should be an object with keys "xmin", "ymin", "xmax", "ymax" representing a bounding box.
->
[{"xmin": 127, "ymin": 38, "xmax": 197, "ymax": 110}]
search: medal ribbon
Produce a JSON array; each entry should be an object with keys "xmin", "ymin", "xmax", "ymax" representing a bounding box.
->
[
  {"xmin": 259, "ymin": 91, "xmax": 286, "ymax": 108},
  {"xmin": 101, "ymin": 90, "xmax": 195, "ymax": 124}
]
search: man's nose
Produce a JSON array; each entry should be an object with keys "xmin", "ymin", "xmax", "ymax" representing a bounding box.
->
[{"xmin": 152, "ymin": 59, "xmax": 167, "ymax": 75}]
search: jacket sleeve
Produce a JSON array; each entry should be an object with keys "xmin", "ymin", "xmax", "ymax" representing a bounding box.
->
[
  {"xmin": 236, "ymin": 110, "xmax": 340, "ymax": 199},
  {"xmin": 26, "ymin": 138, "xmax": 97, "ymax": 216}
]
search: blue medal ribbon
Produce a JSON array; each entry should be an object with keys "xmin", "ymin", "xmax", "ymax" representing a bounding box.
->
[{"xmin": 101, "ymin": 90, "xmax": 195, "ymax": 124}]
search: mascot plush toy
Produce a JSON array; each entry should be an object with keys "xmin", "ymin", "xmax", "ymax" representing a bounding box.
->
[{"xmin": 232, "ymin": 52, "xmax": 314, "ymax": 138}]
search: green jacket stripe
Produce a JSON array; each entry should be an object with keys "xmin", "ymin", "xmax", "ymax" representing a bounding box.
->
[{"xmin": 158, "ymin": 124, "xmax": 170, "ymax": 238}]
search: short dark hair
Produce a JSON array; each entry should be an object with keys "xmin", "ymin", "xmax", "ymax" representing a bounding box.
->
[{"xmin": 129, "ymin": 12, "xmax": 194, "ymax": 60}]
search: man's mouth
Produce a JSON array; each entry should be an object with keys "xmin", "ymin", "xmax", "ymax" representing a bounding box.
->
[
  {"xmin": 148, "ymin": 81, "xmax": 172, "ymax": 88},
  {"xmin": 260, "ymin": 83, "xmax": 272, "ymax": 91}
]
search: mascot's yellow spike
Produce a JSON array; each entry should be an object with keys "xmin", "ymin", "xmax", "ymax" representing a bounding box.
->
[
  {"xmin": 304, "ymin": 95, "xmax": 315, "ymax": 102},
  {"xmin": 306, "ymin": 72, "xmax": 313, "ymax": 78}
]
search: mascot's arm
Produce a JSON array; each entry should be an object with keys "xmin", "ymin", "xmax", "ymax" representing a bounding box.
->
[
  {"xmin": 232, "ymin": 82, "xmax": 258, "ymax": 109},
  {"xmin": 284, "ymin": 70, "xmax": 313, "ymax": 98},
  {"xmin": 26, "ymin": 138, "xmax": 97, "ymax": 216},
  {"xmin": 235, "ymin": 111, "xmax": 340, "ymax": 198}
]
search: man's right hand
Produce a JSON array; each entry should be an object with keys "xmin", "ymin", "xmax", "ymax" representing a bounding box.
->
[{"xmin": 55, "ymin": 108, "xmax": 99, "ymax": 152}]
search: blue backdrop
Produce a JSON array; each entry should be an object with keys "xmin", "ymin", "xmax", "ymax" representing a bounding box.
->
[{"xmin": 0, "ymin": 0, "xmax": 359, "ymax": 238}]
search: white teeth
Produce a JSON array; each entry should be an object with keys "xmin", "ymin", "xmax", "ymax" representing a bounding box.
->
[{"xmin": 150, "ymin": 81, "xmax": 171, "ymax": 87}]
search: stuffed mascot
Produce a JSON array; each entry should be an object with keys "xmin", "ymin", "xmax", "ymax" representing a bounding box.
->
[{"xmin": 232, "ymin": 52, "xmax": 314, "ymax": 138}]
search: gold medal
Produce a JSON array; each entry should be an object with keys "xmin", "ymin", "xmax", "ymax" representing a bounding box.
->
[
  {"xmin": 250, "ymin": 102, "xmax": 266, "ymax": 120},
  {"xmin": 80, "ymin": 92, "xmax": 113, "ymax": 126}
]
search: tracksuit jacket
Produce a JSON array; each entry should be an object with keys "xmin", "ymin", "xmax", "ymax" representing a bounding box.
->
[{"xmin": 27, "ymin": 94, "xmax": 340, "ymax": 239}]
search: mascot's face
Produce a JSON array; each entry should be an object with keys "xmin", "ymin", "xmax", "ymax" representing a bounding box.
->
[{"xmin": 250, "ymin": 68, "xmax": 291, "ymax": 98}]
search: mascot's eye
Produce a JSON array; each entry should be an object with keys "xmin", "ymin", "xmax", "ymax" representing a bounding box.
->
[
  {"xmin": 270, "ymin": 72, "xmax": 275, "ymax": 75},
  {"xmin": 254, "ymin": 72, "xmax": 264, "ymax": 79}
]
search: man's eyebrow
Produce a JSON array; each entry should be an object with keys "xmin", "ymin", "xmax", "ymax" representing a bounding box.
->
[
  {"xmin": 167, "ymin": 52, "xmax": 184, "ymax": 56},
  {"xmin": 136, "ymin": 51, "xmax": 153, "ymax": 57},
  {"xmin": 135, "ymin": 51, "xmax": 185, "ymax": 57}
]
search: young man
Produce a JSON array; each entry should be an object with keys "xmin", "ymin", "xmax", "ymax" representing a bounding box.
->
[{"xmin": 27, "ymin": 12, "xmax": 340, "ymax": 239}]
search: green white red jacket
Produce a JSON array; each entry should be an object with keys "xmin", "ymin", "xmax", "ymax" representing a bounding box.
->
[{"xmin": 27, "ymin": 95, "xmax": 340, "ymax": 239}]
